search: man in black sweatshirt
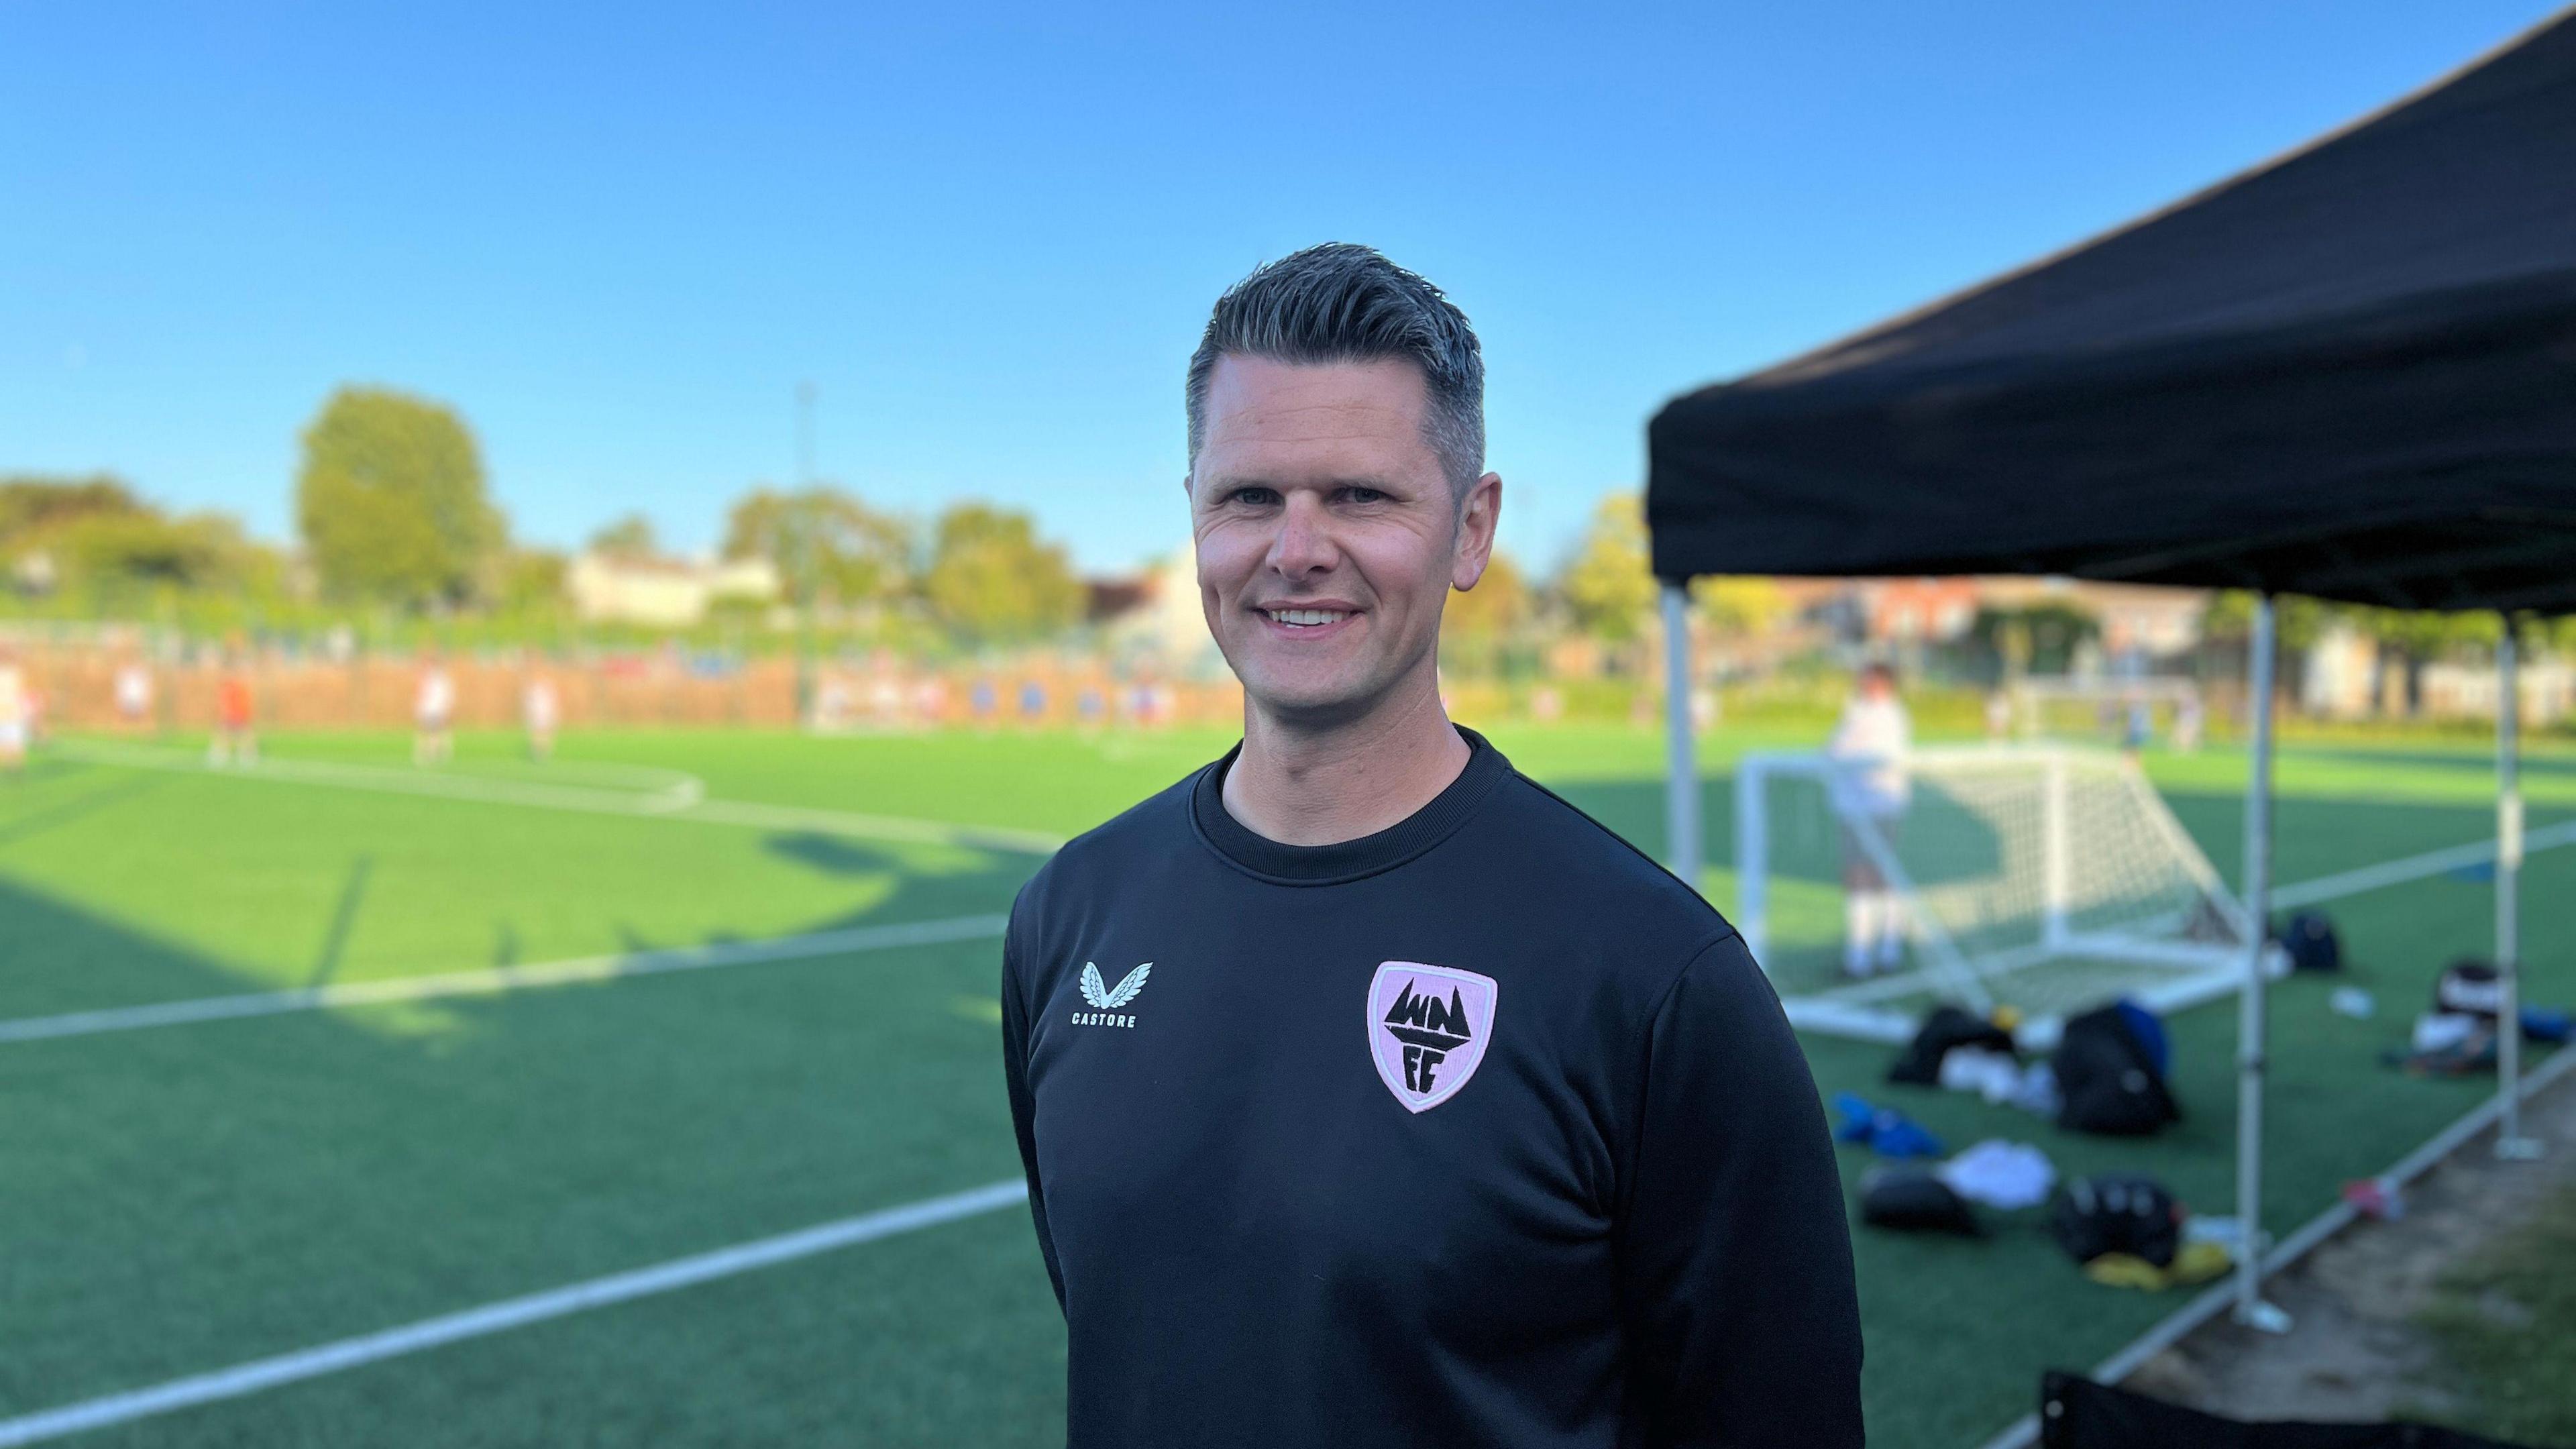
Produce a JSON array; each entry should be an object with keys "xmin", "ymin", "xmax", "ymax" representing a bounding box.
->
[{"xmin": 1002, "ymin": 244, "xmax": 1862, "ymax": 1447}]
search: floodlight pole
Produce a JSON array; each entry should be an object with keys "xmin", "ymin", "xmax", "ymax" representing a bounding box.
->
[
  {"xmin": 2233, "ymin": 594, "xmax": 2288, "ymax": 1332},
  {"xmin": 1662, "ymin": 582, "xmax": 1701, "ymax": 895},
  {"xmin": 2497, "ymin": 621, "xmax": 2541, "ymax": 1159}
]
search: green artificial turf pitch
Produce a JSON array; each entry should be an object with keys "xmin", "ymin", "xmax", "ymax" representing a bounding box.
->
[{"xmin": 0, "ymin": 723, "xmax": 2566, "ymax": 1447}]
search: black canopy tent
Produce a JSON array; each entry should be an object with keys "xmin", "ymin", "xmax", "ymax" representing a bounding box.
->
[{"xmin": 1645, "ymin": 9, "xmax": 2576, "ymax": 1330}]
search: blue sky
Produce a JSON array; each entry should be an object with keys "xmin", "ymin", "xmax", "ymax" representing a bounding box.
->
[{"xmin": 3, "ymin": 1, "xmax": 2561, "ymax": 576}]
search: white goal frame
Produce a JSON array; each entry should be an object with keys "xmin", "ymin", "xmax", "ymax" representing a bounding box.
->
[{"xmin": 1735, "ymin": 745, "xmax": 2265, "ymax": 1044}]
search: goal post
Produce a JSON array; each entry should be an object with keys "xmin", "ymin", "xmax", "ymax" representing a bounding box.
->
[{"xmin": 1735, "ymin": 745, "xmax": 2262, "ymax": 1044}]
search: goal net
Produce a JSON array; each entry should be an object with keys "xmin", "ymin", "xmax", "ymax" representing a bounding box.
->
[{"xmin": 1733, "ymin": 745, "xmax": 2258, "ymax": 1044}]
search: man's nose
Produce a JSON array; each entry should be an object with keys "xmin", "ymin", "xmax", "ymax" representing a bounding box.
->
[{"xmin": 1266, "ymin": 493, "xmax": 1339, "ymax": 580}]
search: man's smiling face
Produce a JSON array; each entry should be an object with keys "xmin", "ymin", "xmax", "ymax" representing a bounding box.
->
[{"xmin": 1189, "ymin": 354, "xmax": 1497, "ymax": 727}]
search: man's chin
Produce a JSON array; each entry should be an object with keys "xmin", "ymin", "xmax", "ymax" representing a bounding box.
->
[{"xmin": 1234, "ymin": 664, "xmax": 1387, "ymax": 727}]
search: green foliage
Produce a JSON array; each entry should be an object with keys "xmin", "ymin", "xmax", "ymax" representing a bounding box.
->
[
  {"xmin": 295, "ymin": 386, "xmax": 502, "ymax": 607},
  {"xmin": 1, "ymin": 473, "xmax": 146, "ymax": 547},
  {"xmin": 924, "ymin": 502, "xmax": 1082, "ymax": 644},
  {"xmin": 2200, "ymin": 590, "xmax": 2343, "ymax": 651},
  {"xmin": 588, "ymin": 514, "xmax": 661, "ymax": 562},
  {"xmin": 1690, "ymin": 575, "xmax": 1788, "ymax": 638},
  {"xmin": 51, "ymin": 511, "xmax": 252, "ymax": 592},
  {"xmin": 2357, "ymin": 606, "xmax": 2502, "ymax": 657},
  {"xmin": 1443, "ymin": 550, "xmax": 1529, "ymax": 639},
  {"xmin": 1, "ymin": 473, "xmax": 276, "ymax": 602},
  {"xmin": 1970, "ymin": 601, "xmax": 2098, "ymax": 674},
  {"xmin": 1440, "ymin": 551, "xmax": 1536, "ymax": 680},
  {"xmin": 1559, "ymin": 493, "xmax": 1658, "ymax": 643},
  {"xmin": 722, "ymin": 486, "xmax": 912, "ymax": 607},
  {"xmin": 498, "ymin": 549, "xmax": 568, "ymax": 608}
]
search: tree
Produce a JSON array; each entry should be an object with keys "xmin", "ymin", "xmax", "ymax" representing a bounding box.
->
[
  {"xmin": 588, "ymin": 513, "xmax": 661, "ymax": 563},
  {"xmin": 1443, "ymin": 550, "xmax": 1531, "ymax": 640},
  {"xmin": 495, "ymin": 548, "xmax": 570, "ymax": 615},
  {"xmin": 922, "ymin": 502, "xmax": 1082, "ymax": 643},
  {"xmin": 1440, "ymin": 551, "xmax": 1536, "ymax": 678},
  {"xmin": 2199, "ymin": 591, "xmax": 2340, "ymax": 652},
  {"xmin": 1, "ymin": 474, "xmax": 145, "ymax": 549},
  {"xmin": 1690, "ymin": 575, "xmax": 1788, "ymax": 639},
  {"xmin": 2357, "ymin": 607, "xmax": 2501, "ymax": 715},
  {"xmin": 295, "ymin": 386, "xmax": 502, "ymax": 606},
  {"xmin": 1559, "ymin": 493, "xmax": 1658, "ymax": 644},
  {"xmin": 721, "ymin": 486, "xmax": 912, "ymax": 608},
  {"xmin": 52, "ymin": 511, "xmax": 252, "ymax": 593},
  {"xmin": 1971, "ymin": 602, "xmax": 2100, "ymax": 676}
]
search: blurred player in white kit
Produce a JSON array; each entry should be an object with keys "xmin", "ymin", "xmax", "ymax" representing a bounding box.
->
[
  {"xmin": 415, "ymin": 657, "xmax": 456, "ymax": 765},
  {"xmin": 1827, "ymin": 661, "xmax": 1912, "ymax": 977},
  {"xmin": 0, "ymin": 648, "xmax": 30, "ymax": 776},
  {"xmin": 524, "ymin": 672, "xmax": 559, "ymax": 761}
]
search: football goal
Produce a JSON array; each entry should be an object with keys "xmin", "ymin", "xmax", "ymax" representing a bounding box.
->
[{"xmin": 1733, "ymin": 745, "xmax": 2264, "ymax": 1044}]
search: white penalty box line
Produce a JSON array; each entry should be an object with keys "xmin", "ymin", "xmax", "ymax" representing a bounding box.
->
[
  {"xmin": 0, "ymin": 914, "xmax": 1010, "ymax": 1045},
  {"xmin": 0, "ymin": 1179, "xmax": 1030, "ymax": 1448}
]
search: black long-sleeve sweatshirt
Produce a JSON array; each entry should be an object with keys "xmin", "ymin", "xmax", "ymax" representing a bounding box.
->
[{"xmin": 1001, "ymin": 728, "xmax": 1862, "ymax": 1448}]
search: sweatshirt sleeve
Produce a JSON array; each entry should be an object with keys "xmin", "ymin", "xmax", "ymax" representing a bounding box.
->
[
  {"xmin": 1000, "ymin": 925, "xmax": 1067, "ymax": 1313},
  {"xmin": 1616, "ymin": 932, "xmax": 1863, "ymax": 1448}
]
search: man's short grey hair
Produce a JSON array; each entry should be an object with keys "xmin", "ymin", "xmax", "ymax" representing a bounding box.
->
[{"xmin": 1186, "ymin": 243, "xmax": 1485, "ymax": 496}]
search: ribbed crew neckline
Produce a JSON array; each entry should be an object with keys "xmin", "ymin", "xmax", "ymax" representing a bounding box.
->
[{"xmin": 1189, "ymin": 726, "xmax": 1511, "ymax": 885}]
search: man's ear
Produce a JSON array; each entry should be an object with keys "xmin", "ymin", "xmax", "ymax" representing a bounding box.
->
[{"xmin": 1451, "ymin": 473, "xmax": 1503, "ymax": 590}]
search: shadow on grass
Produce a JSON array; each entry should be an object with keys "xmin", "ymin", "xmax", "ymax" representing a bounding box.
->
[{"xmin": 0, "ymin": 864, "xmax": 1056, "ymax": 1438}]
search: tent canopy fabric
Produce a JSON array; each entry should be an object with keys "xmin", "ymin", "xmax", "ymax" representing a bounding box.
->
[{"xmin": 1646, "ymin": 11, "xmax": 2576, "ymax": 613}]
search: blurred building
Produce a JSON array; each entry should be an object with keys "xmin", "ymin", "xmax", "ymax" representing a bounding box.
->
[
  {"xmin": 1093, "ymin": 547, "xmax": 1226, "ymax": 676},
  {"xmin": 568, "ymin": 552, "xmax": 781, "ymax": 627}
]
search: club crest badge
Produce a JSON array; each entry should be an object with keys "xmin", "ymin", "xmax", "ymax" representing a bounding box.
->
[{"xmin": 1366, "ymin": 962, "xmax": 1498, "ymax": 1113}]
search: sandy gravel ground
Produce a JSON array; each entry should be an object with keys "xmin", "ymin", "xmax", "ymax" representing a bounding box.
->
[{"xmin": 2127, "ymin": 1069, "xmax": 2576, "ymax": 1422}]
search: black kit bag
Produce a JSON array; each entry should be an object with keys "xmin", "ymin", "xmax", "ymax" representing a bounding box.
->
[
  {"xmin": 1858, "ymin": 1166, "xmax": 1982, "ymax": 1237},
  {"xmin": 2047, "ymin": 1175, "xmax": 2182, "ymax": 1269},
  {"xmin": 1887, "ymin": 1003, "xmax": 2018, "ymax": 1085},
  {"xmin": 2275, "ymin": 910, "xmax": 2341, "ymax": 973},
  {"xmin": 2051, "ymin": 1006, "xmax": 2180, "ymax": 1136}
]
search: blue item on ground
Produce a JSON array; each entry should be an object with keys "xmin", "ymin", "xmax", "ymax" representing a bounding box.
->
[
  {"xmin": 2526, "ymin": 1006, "xmax": 2572, "ymax": 1044},
  {"xmin": 1833, "ymin": 1093, "xmax": 1945, "ymax": 1159},
  {"xmin": 2112, "ymin": 998, "xmax": 2169, "ymax": 1076}
]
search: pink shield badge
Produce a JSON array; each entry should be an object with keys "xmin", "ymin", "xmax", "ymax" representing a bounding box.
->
[{"xmin": 1366, "ymin": 962, "xmax": 1499, "ymax": 1113}]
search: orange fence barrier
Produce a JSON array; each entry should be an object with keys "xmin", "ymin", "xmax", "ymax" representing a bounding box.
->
[{"xmin": 9, "ymin": 645, "xmax": 1246, "ymax": 733}]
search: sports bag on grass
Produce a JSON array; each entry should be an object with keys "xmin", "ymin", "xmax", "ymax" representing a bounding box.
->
[{"xmin": 2051, "ymin": 1004, "xmax": 2180, "ymax": 1136}]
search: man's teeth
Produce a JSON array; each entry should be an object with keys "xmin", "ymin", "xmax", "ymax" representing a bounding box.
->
[{"xmin": 1268, "ymin": 608, "xmax": 1349, "ymax": 627}]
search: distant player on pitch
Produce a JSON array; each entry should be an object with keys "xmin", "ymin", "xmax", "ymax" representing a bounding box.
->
[
  {"xmin": 0, "ymin": 647, "xmax": 30, "ymax": 776},
  {"xmin": 414, "ymin": 655, "xmax": 455, "ymax": 765},
  {"xmin": 211, "ymin": 657, "xmax": 257, "ymax": 767},
  {"xmin": 1001, "ymin": 244, "xmax": 1861, "ymax": 1448},
  {"xmin": 1827, "ymin": 660, "xmax": 1913, "ymax": 978},
  {"xmin": 523, "ymin": 671, "xmax": 559, "ymax": 761}
]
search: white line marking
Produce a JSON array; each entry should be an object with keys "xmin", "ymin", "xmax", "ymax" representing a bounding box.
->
[
  {"xmin": 0, "ymin": 914, "xmax": 1009, "ymax": 1044},
  {"xmin": 0, "ymin": 1179, "xmax": 1029, "ymax": 1447},
  {"xmin": 2272, "ymin": 817, "xmax": 2576, "ymax": 907},
  {"xmin": 46, "ymin": 739, "xmax": 1064, "ymax": 853}
]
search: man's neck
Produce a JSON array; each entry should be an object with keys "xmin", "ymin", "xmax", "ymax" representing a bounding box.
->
[{"xmin": 1222, "ymin": 672, "xmax": 1470, "ymax": 847}]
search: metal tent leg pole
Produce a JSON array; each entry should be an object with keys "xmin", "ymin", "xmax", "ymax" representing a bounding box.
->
[
  {"xmin": 1662, "ymin": 582, "xmax": 1702, "ymax": 896},
  {"xmin": 2235, "ymin": 596, "xmax": 2289, "ymax": 1332},
  {"xmin": 2497, "ymin": 622, "xmax": 2542, "ymax": 1161}
]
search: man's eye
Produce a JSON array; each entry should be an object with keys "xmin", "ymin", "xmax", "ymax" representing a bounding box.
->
[
  {"xmin": 1230, "ymin": 487, "xmax": 1279, "ymax": 506},
  {"xmin": 1341, "ymin": 486, "xmax": 1386, "ymax": 504}
]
